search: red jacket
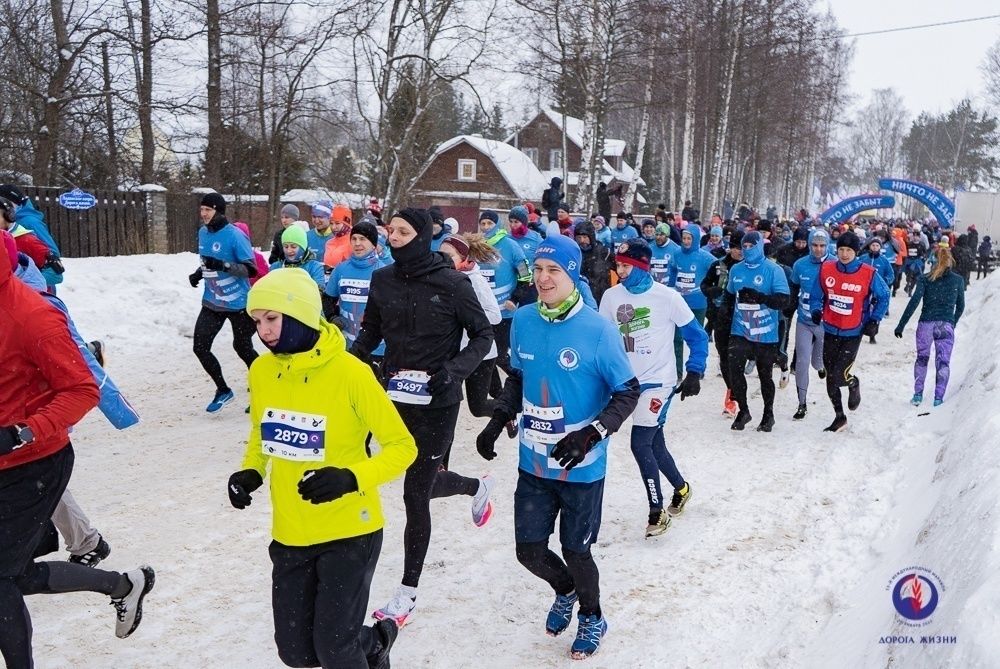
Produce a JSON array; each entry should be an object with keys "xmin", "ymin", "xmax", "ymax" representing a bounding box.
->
[
  {"xmin": 11, "ymin": 228, "xmax": 51, "ymax": 270},
  {"xmin": 819, "ymin": 260, "xmax": 876, "ymax": 332},
  {"xmin": 0, "ymin": 243, "xmax": 99, "ymax": 471}
]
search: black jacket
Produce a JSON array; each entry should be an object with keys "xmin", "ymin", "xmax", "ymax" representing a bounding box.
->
[
  {"xmin": 269, "ymin": 228, "xmax": 284, "ymax": 264},
  {"xmin": 352, "ymin": 244, "xmax": 493, "ymax": 409},
  {"xmin": 575, "ymin": 221, "xmax": 614, "ymax": 304}
]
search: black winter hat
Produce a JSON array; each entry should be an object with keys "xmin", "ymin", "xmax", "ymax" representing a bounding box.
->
[
  {"xmin": 428, "ymin": 205, "xmax": 444, "ymax": 224},
  {"xmin": 730, "ymin": 229, "xmax": 745, "ymax": 247},
  {"xmin": 0, "ymin": 184, "xmax": 28, "ymax": 206},
  {"xmin": 393, "ymin": 207, "xmax": 431, "ymax": 233},
  {"xmin": 793, "ymin": 227, "xmax": 809, "ymax": 242},
  {"xmin": 201, "ymin": 192, "xmax": 227, "ymax": 214},
  {"xmin": 757, "ymin": 219, "xmax": 772, "ymax": 232},
  {"xmin": 615, "ymin": 238, "xmax": 652, "ymax": 272},
  {"xmin": 351, "ymin": 221, "xmax": 379, "ymax": 248},
  {"xmin": 837, "ymin": 231, "xmax": 862, "ymax": 253}
]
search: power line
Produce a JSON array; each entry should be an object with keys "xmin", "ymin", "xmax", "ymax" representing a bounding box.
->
[{"xmin": 839, "ymin": 13, "xmax": 1000, "ymax": 40}]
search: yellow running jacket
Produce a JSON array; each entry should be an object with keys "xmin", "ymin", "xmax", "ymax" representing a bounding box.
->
[{"xmin": 240, "ymin": 321, "xmax": 416, "ymax": 546}]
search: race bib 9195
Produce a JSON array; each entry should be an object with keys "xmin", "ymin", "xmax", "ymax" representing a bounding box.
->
[{"xmin": 261, "ymin": 408, "xmax": 326, "ymax": 461}]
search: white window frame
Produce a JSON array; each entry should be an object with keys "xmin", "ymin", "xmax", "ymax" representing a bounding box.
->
[
  {"xmin": 523, "ymin": 147, "xmax": 539, "ymax": 167},
  {"xmin": 549, "ymin": 149, "xmax": 563, "ymax": 171},
  {"xmin": 457, "ymin": 159, "xmax": 477, "ymax": 182}
]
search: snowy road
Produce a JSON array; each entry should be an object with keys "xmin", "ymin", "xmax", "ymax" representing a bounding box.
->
[{"xmin": 28, "ymin": 254, "xmax": 998, "ymax": 668}]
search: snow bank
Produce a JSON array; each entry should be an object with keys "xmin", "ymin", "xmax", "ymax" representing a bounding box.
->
[{"xmin": 26, "ymin": 255, "xmax": 998, "ymax": 668}]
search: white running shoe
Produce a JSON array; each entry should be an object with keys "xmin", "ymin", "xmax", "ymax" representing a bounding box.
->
[
  {"xmin": 112, "ymin": 566, "xmax": 155, "ymax": 639},
  {"xmin": 471, "ymin": 474, "xmax": 495, "ymax": 527},
  {"xmin": 373, "ymin": 586, "xmax": 417, "ymax": 628}
]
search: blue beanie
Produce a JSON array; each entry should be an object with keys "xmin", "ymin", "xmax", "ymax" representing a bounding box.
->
[
  {"xmin": 534, "ymin": 234, "xmax": 581, "ymax": 283},
  {"xmin": 710, "ymin": 225, "xmax": 723, "ymax": 237},
  {"xmin": 312, "ymin": 200, "xmax": 333, "ymax": 218},
  {"xmin": 509, "ymin": 205, "xmax": 529, "ymax": 224},
  {"xmin": 479, "ymin": 210, "xmax": 499, "ymax": 225}
]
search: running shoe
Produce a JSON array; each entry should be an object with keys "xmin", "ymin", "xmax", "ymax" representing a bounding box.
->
[
  {"xmin": 570, "ymin": 613, "xmax": 608, "ymax": 660},
  {"xmin": 69, "ymin": 535, "xmax": 110, "ymax": 568},
  {"xmin": 206, "ymin": 388, "xmax": 234, "ymax": 413},
  {"xmin": 373, "ymin": 587, "xmax": 417, "ymax": 628},
  {"xmin": 645, "ymin": 509, "xmax": 670, "ymax": 537},
  {"xmin": 112, "ymin": 566, "xmax": 155, "ymax": 639},
  {"xmin": 667, "ymin": 483, "xmax": 692, "ymax": 517},
  {"xmin": 471, "ymin": 475, "xmax": 495, "ymax": 527},
  {"xmin": 546, "ymin": 591, "xmax": 578, "ymax": 636}
]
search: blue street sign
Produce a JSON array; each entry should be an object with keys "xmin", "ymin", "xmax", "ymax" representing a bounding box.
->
[{"xmin": 58, "ymin": 188, "xmax": 98, "ymax": 210}]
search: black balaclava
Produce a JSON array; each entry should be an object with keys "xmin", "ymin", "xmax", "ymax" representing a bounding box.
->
[
  {"xmin": 266, "ymin": 313, "xmax": 320, "ymax": 355},
  {"xmin": 390, "ymin": 207, "xmax": 445, "ymax": 278}
]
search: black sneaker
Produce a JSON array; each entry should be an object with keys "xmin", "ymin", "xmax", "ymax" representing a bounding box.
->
[
  {"xmin": 756, "ymin": 412, "xmax": 775, "ymax": 432},
  {"xmin": 69, "ymin": 535, "xmax": 111, "ymax": 567},
  {"xmin": 730, "ymin": 410, "xmax": 752, "ymax": 431},
  {"xmin": 817, "ymin": 368, "xmax": 826, "ymax": 379},
  {"xmin": 367, "ymin": 618, "xmax": 399, "ymax": 669},
  {"xmin": 824, "ymin": 414, "xmax": 848, "ymax": 432},
  {"xmin": 847, "ymin": 378, "xmax": 861, "ymax": 411},
  {"xmin": 792, "ymin": 404, "xmax": 807, "ymax": 420},
  {"xmin": 667, "ymin": 483, "xmax": 692, "ymax": 517}
]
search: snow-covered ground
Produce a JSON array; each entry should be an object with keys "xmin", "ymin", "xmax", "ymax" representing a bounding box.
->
[{"xmin": 27, "ymin": 254, "xmax": 999, "ymax": 668}]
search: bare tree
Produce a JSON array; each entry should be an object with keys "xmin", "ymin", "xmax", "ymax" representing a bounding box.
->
[
  {"xmin": 849, "ymin": 88, "xmax": 908, "ymax": 186},
  {"xmin": 982, "ymin": 36, "xmax": 1000, "ymax": 107}
]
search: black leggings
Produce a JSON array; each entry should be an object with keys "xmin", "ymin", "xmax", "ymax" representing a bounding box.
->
[
  {"xmin": 727, "ymin": 336, "xmax": 779, "ymax": 414},
  {"xmin": 489, "ymin": 319, "xmax": 513, "ymax": 398},
  {"xmin": 193, "ymin": 306, "xmax": 258, "ymax": 391},
  {"xmin": 395, "ymin": 403, "xmax": 480, "ymax": 588},
  {"xmin": 270, "ymin": 532, "xmax": 383, "ymax": 669},
  {"xmin": 465, "ymin": 356, "xmax": 497, "ymax": 418},
  {"xmin": 715, "ymin": 324, "xmax": 732, "ymax": 390},
  {"xmin": 823, "ymin": 333, "xmax": 861, "ymax": 415},
  {"xmin": 515, "ymin": 543, "xmax": 602, "ymax": 617}
]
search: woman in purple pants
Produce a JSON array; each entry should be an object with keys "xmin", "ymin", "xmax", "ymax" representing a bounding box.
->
[{"xmin": 894, "ymin": 246, "xmax": 965, "ymax": 406}]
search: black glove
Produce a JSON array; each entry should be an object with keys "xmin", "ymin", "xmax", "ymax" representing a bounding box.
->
[
  {"xmin": 811, "ymin": 311, "xmax": 822, "ymax": 325},
  {"xmin": 0, "ymin": 426, "xmax": 21, "ymax": 456},
  {"xmin": 677, "ymin": 373, "xmax": 701, "ymax": 400},
  {"xmin": 189, "ymin": 268, "xmax": 203, "ymax": 287},
  {"xmin": 738, "ymin": 288, "xmax": 762, "ymax": 304},
  {"xmin": 298, "ymin": 467, "xmax": 358, "ymax": 504},
  {"xmin": 894, "ymin": 328, "xmax": 903, "ymax": 339},
  {"xmin": 202, "ymin": 256, "xmax": 227, "ymax": 271},
  {"xmin": 551, "ymin": 425, "xmax": 602, "ymax": 470},
  {"xmin": 427, "ymin": 368, "xmax": 456, "ymax": 396},
  {"xmin": 863, "ymin": 320, "xmax": 879, "ymax": 337},
  {"xmin": 476, "ymin": 415, "xmax": 507, "ymax": 461},
  {"xmin": 44, "ymin": 253, "xmax": 65, "ymax": 275},
  {"xmin": 228, "ymin": 469, "xmax": 263, "ymax": 509}
]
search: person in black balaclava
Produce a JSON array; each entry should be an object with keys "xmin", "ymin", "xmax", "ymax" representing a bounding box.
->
[{"xmin": 352, "ymin": 207, "xmax": 495, "ymax": 627}]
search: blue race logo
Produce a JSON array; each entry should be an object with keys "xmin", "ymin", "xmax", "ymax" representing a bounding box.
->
[
  {"xmin": 891, "ymin": 571, "xmax": 940, "ymax": 622},
  {"xmin": 557, "ymin": 347, "xmax": 580, "ymax": 370}
]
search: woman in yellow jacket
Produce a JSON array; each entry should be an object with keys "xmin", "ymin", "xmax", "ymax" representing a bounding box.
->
[{"xmin": 227, "ymin": 267, "xmax": 417, "ymax": 669}]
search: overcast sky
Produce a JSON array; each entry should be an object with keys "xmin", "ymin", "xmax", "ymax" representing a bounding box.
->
[{"xmin": 827, "ymin": 0, "xmax": 1000, "ymax": 115}]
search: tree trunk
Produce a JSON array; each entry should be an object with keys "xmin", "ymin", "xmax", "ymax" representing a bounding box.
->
[
  {"xmin": 139, "ymin": 0, "xmax": 154, "ymax": 183},
  {"xmin": 679, "ymin": 40, "xmax": 696, "ymax": 211},
  {"xmin": 205, "ymin": 0, "xmax": 223, "ymax": 187},
  {"xmin": 707, "ymin": 0, "xmax": 744, "ymax": 218},
  {"xmin": 101, "ymin": 41, "xmax": 118, "ymax": 186},
  {"xmin": 623, "ymin": 47, "xmax": 655, "ymax": 213}
]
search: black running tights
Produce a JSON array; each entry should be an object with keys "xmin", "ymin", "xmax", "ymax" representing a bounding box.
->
[{"xmin": 193, "ymin": 306, "xmax": 258, "ymax": 391}]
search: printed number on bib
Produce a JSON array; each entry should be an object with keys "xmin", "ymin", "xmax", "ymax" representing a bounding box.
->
[
  {"xmin": 261, "ymin": 408, "xmax": 326, "ymax": 461},
  {"xmin": 387, "ymin": 370, "xmax": 432, "ymax": 405},
  {"xmin": 521, "ymin": 401, "xmax": 566, "ymax": 444}
]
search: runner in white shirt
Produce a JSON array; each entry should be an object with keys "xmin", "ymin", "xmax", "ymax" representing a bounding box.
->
[{"xmin": 598, "ymin": 239, "xmax": 708, "ymax": 537}]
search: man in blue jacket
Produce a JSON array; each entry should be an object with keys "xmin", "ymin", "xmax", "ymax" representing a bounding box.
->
[
  {"xmin": 723, "ymin": 232, "xmax": 790, "ymax": 432},
  {"xmin": 668, "ymin": 225, "xmax": 716, "ymax": 378}
]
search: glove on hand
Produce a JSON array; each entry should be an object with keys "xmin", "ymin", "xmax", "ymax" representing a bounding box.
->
[
  {"xmin": 677, "ymin": 373, "xmax": 701, "ymax": 400},
  {"xmin": 551, "ymin": 425, "xmax": 602, "ymax": 470},
  {"xmin": 189, "ymin": 268, "xmax": 202, "ymax": 287},
  {"xmin": 228, "ymin": 469, "xmax": 263, "ymax": 509},
  {"xmin": 476, "ymin": 415, "xmax": 508, "ymax": 461},
  {"xmin": 298, "ymin": 467, "xmax": 358, "ymax": 504}
]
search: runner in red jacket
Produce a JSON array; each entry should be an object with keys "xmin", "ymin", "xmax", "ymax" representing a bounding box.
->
[{"xmin": 0, "ymin": 231, "xmax": 155, "ymax": 667}]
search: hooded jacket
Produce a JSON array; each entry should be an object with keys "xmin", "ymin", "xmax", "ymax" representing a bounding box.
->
[
  {"xmin": 352, "ymin": 211, "xmax": 494, "ymax": 408},
  {"xmin": 574, "ymin": 220, "xmax": 615, "ymax": 305},
  {"xmin": 241, "ymin": 321, "xmax": 417, "ymax": 546},
  {"xmin": 0, "ymin": 244, "xmax": 99, "ymax": 471},
  {"xmin": 668, "ymin": 226, "xmax": 715, "ymax": 310}
]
